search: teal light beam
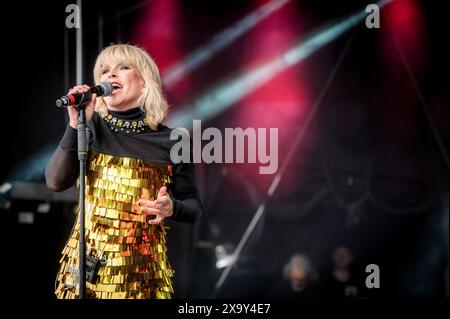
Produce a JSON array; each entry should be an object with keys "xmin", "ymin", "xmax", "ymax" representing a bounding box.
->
[{"xmin": 167, "ymin": 0, "xmax": 392, "ymax": 129}]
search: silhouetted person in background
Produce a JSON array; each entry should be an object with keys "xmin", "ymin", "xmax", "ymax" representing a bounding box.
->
[
  {"xmin": 267, "ymin": 253, "xmax": 320, "ymax": 298},
  {"xmin": 323, "ymin": 245, "xmax": 364, "ymax": 299}
]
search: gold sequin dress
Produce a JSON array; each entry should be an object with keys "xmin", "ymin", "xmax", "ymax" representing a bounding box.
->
[
  {"xmin": 55, "ymin": 150, "xmax": 175, "ymax": 299},
  {"xmin": 50, "ymin": 106, "xmax": 200, "ymax": 299}
]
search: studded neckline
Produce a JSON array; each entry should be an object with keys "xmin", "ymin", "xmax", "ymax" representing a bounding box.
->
[{"xmin": 102, "ymin": 107, "xmax": 150, "ymax": 133}]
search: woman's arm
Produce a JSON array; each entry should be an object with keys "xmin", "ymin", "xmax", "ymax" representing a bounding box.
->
[
  {"xmin": 169, "ymin": 189, "xmax": 203, "ymax": 224},
  {"xmin": 167, "ymin": 162, "xmax": 203, "ymax": 224},
  {"xmin": 45, "ymin": 126, "xmax": 79, "ymax": 192},
  {"xmin": 46, "ymin": 85, "xmax": 97, "ymax": 192}
]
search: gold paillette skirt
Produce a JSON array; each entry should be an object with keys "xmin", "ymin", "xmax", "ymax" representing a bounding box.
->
[{"xmin": 55, "ymin": 150, "xmax": 175, "ymax": 299}]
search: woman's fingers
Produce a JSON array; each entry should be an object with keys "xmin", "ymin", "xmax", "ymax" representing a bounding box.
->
[
  {"xmin": 139, "ymin": 198, "xmax": 172, "ymax": 223},
  {"xmin": 138, "ymin": 198, "xmax": 158, "ymax": 208},
  {"xmin": 67, "ymin": 84, "xmax": 91, "ymax": 95},
  {"xmin": 148, "ymin": 215, "xmax": 164, "ymax": 225},
  {"xmin": 139, "ymin": 197, "xmax": 171, "ymax": 211},
  {"xmin": 155, "ymin": 196, "xmax": 170, "ymax": 209},
  {"xmin": 141, "ymin": 206, "xmax": 161, "ymax": 215},
  {"xmin": 138, "ymin": 195, "xmax": 173, "ymax": 223},
  {"xmin": 140, "ymin": 206, "xmax": 165, "ymax": 224},
  {"xmin": 66, "ymin": 85, "xmax": 96, "ymax": 128},
  {"xmin": 88, "ymin": 93, "xmax": 97, "ymax": 108}
]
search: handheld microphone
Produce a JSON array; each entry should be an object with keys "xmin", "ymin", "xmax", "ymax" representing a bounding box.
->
[{"xmin": 56, "ymin": 81, "xmax": 113, "ymax": 107}]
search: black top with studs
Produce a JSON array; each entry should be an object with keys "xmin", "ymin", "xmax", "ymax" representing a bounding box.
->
[
  {"xmin": 103, "ymin": 107, "xmax": 150, "ymax": 134},
  {"xmin": 55, "ymin": 107, "xmax": 202, "ymax": 223}
]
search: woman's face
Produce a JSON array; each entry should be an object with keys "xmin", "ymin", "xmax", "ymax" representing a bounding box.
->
[{"xmin": 99, "ymin": 60, "xmax": 145, "ymax": 111}]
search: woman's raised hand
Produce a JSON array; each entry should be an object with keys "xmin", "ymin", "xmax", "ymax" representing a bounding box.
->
[
  {"xmin": 138, "ymin": 186, "xmax": 174, "ymax": 224},
  {"xmin": 67, "ymin": 85, "xmax": 97, "ymax": 129}
]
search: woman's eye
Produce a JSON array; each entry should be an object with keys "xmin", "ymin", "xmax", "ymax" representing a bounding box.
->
[
  {"xmin": 101, "ymin": 69, "xmax": 109, "ymax": 75},
  {"xmin": 121, "ymin": 65, "xmax": 130, "ymax": 70}
]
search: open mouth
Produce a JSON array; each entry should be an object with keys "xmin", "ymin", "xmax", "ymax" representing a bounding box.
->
[{"xmin": 111, "ymin": 82, "xmax": 123, "ymax": 94}]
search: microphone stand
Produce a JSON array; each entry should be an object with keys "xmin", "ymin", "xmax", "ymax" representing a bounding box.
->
[{"xmin": 76, "ymin": 97, "xmax": 88, "ymax": 299}]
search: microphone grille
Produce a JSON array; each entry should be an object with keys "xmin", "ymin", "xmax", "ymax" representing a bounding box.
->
[{"xmin": 99, "ymin": 81, "xmax": 113, "ymax": 96}]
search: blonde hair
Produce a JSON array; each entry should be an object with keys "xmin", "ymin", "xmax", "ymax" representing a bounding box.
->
[{"xmin": 93, "ymin": 44, "xmax": 168, "ymax": 130}]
